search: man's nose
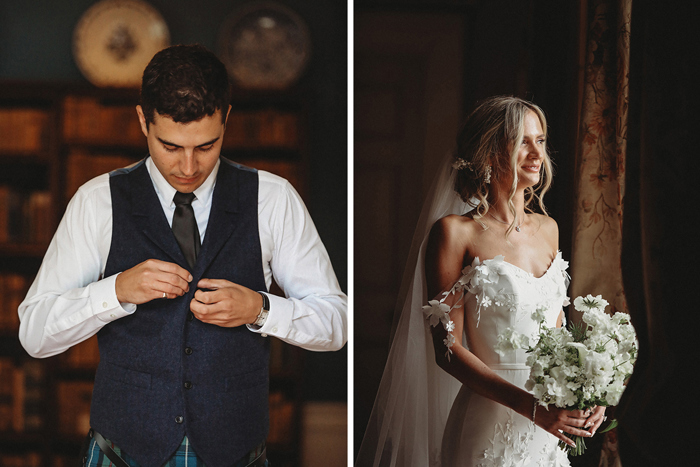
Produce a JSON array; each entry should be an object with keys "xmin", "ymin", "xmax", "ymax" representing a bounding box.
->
[{"xmin": 181, "ymin": 150, "xmax": 196, "ymax": 175}]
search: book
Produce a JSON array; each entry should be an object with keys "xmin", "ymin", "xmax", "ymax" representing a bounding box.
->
[
  {"xmin": 61, "ymin": 335, "xmax": 100, "ymax": 369},
  {"xmin": 0, "ymin": 108, "xmax": 49, "ymax": 154},
  {"xmin": 56, "ymin": 380, "xmax": 93, "ymax": 436},
  {"xmin": 0, "ymin": 187, "xmax": 53, "ymax": 244},
  {"xmin": 65, "ymin": 151, "xmax": 136, "ymax": 199},
  {"xmin": 0, "ymin": 274, "xmax": 28, "ymax": 332},
  {"xmin": 0, "ymin": 358, "xmax": 14, "ymax": 431},
  {"xmin": 63, "ymin": 96, "xmax": 144, "ymax": 146},
  {"xmin": 267, "ymin": 390, "xmax": 295, "ymax": 445},
  {"xmin": 22, "ymin": 359, "xmax": 45, "ymax": 432},
  {"xmin": 223, "ymin": 110, "xmax": 299, "ymax": 149}
]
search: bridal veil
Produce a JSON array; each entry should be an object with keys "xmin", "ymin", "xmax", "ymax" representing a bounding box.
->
[{"xmin": 356, "ymin": 152, "xmax": 473, "ymax": 467}]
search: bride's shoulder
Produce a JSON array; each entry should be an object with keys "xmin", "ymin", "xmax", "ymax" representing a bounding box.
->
[
  {"xmin": 432, "ymin": 214, "xmax": 481, "ymax": 236},
  {"xmin": 427, "ymin": 215, "xmax": 478, "ymax": 258},
  {"xmin": 529, "ymin": 213, "xmax": 559, "ymax": 246},
  {"xmin": 428, "ymin": 215, "xmax": 481, "ymax": 249}
]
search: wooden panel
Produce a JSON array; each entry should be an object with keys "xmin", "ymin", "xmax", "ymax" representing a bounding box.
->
[{"xmin": 353, "ymin": 11, "xmax": 465, "ymax": 454}]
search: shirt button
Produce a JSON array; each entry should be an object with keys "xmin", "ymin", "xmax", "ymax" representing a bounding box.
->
[
  {"xmin": 175, "ymin": 416, "xmax": 184, "ymax": 424},
  {"xmin": 271, "ymin": 327, "xmax": 278, "ymax": 333},
  {"xmin": 110, "ymin": 314, "xmax": 116, "ymax": 319},
  {"xmin": 261, "ymin": 333, "xmax": 268, "ymax": 338},
  {"xmin": 102, "ymin": 302, "xmax": 108, "ymax": 309},
  {"xmin": 184, "ymin": 381, "xmax": 192, "ymax": 389},
  {"xmin": 184, "ymin": 347, "xmax": 193, "ymax": 355}
]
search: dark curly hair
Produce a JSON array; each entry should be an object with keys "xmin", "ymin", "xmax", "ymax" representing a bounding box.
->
[{"xmin": 140, "ymin": 44, "xmax": 230, "ymax": 126}]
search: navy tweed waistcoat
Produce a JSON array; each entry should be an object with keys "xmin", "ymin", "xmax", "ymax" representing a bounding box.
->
[{"xmin": 91, "ymin": 158, "xmax": 269, "ymax": 467}]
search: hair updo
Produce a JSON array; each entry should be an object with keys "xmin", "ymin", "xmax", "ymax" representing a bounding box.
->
[{"xmin": 453, "ymin": 96, "xmax": 553, "ymax": 234}]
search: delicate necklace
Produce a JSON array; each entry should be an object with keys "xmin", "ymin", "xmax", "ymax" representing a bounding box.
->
[{"xmin": 488, "ymin": 212, "xmax": 524, "ymax": 232}]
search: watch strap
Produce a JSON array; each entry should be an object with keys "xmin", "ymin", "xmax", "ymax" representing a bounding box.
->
[{"xmin": 254, "ymin": 292, "xmax": 269, "ymax": 327}]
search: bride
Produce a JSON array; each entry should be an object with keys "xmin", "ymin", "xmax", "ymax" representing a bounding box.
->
[{"xmin": 357, "ymin": 96, "xmax": 607, "ymax": 466}]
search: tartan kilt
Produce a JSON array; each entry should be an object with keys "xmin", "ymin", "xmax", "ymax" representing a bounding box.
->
[{"xmin": 83, "ymin": 436, "xmax": 267, "ymax": 467}]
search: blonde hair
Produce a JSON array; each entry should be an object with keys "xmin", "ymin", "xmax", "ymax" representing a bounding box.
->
[{"xmin": 453, "ymin": 96, "xmax": 553, "ymax": 236}]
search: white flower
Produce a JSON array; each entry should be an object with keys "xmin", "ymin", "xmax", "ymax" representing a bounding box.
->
[
  {"xmin": 606, "ymin": 380, "xmax": 626, "ymax": 405},
  {"xmin": 552, "ymin": 253, "xmax": 569, "ymax": 273},
  {"xmin": 452, "ymin": 158, "xmax": 471, "ymax": 170},
  {"xmin": 573, "ymin": 294, "xmax": 609, "ymax": 312},
  {"xmin": 422, "ymin": 300, "xmax": 450, "ymax": 328},
  {"xmin": 445, "ymin": 320, "xmax": 456, "ymax": 332},
  {"xmin": 532, "ymin": 305, "xmax": 548, "ymax": 324},
  {"xmin": 523, "ymin": 292, "xmax": 637, "ymax": 413},
  {"xmin": 567, "ymin": 342, "xmax": 588, "ymax": 367},
  {"xmin": 581, "ymin": 309, "xmax": 614, "ymax": 334},
  {"xmin": 495, "ymin": 328, "xmax": 530, "ymax": 356},
  {"xmin": 530, "ymin": 360, "xmax": 546, "ymax": 377},
  {"xmin": 443, "ymin": 332, "xmax": 456, "ymax": 355}
]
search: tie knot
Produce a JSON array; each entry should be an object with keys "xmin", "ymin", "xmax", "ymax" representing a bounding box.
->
[{"xmin": 174, "ymin": 191, "xmax": 196, "ymax": 206}]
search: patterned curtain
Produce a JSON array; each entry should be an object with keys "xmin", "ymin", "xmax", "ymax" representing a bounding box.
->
[{"xmin": 569, "ymin": 0, "xmax": 632, "ymax": 466}]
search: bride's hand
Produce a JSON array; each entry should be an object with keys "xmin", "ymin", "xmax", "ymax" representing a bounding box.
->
[
  {"xmin": 584, "ymin": 405, "xmax": 607, "ymax": 436},
  {"xmin": 533, "ymin": 404, "xmax": 594, "ymax": 447}
]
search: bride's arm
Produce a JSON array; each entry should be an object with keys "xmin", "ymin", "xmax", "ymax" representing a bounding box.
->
[{"xmin": 425, "ymin": 217, "xmax": 589, "ymax": 447}]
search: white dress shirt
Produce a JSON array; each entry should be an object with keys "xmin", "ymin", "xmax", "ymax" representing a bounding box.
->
[{"xmin": 18, "ymin": 157, "xmax": 347, "ymax": 357}]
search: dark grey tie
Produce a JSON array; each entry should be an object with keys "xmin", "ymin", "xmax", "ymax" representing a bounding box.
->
[{"xmin": 172, "ymin": 191, "xmax": 200, "ymax": 269}]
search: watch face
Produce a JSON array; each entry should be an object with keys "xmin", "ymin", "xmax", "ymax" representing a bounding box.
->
[
  {"xmin": 73, "ymin": 0, "xmax": 170, "ymax": 87},
  {"xmin": 218, "ymin": 1, "xmax": 311, "ymax": 90}
]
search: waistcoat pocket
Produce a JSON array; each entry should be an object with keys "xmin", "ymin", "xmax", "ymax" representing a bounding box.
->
[
  {"xmin": 225, "ymin": 366, "xmax": 268, "ymax": 392},
  {"xmin": 103, "ymin": 361, "xmax": 152, "ymax": 389}
]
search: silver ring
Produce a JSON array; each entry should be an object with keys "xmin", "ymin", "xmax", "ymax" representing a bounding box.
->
[
  {"xmin": 163, "ymin": 292, "xmax": 167, "ymax": 299},
  {"xmin": 603, "ymin": 416, "xmax": 607, "ymax": 422}
]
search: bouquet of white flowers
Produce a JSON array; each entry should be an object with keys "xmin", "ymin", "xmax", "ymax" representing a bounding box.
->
[{"xmin": 505, "ymin": 295, "xmax": 638, "ymax": 456}]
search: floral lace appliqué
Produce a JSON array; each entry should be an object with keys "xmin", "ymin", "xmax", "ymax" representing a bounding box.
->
[
  {"xmin": 423, "ymin": 253, "xmax": 569, "ymax": 359},
  {"xmin": 422, "ymin": 255, "xmax": 503, "ymax": 359},
  {"xmin": 537, "ymin": 441, "xmax": 570, "ymax": 467},
  {"xmin": 478, "ymin": 410, "xmax": 535, "ymax": 467}
]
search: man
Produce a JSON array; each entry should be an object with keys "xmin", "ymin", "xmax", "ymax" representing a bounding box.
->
[{"xmin": 18, "ymin": 45, "xmax": 347, "ymax": 467}]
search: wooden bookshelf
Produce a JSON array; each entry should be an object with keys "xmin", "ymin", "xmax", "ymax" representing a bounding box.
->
[{"xmin": 0, "ymin": 82, "xmax": 307, "ymax": 466}]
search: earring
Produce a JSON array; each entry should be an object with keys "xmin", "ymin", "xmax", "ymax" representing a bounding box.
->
[{"xmin": 484, "ymin": 165, "xmax": 492, "ymax": 184}]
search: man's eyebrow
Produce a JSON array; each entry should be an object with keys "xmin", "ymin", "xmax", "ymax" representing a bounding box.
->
[{"xmin": 157, "ymin": 136, "xmax": 220, "ymax": 148}]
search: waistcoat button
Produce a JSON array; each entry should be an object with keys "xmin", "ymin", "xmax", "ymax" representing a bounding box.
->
[
  {"xmin": 184, "ymin": 381, "xmax": 192, "ymax": 389},
  {"xmin": 184, "ymin": 347, "xmax": 193, "ymax": 355},
  {"xmin": 175, "ymin": 416, "xmax": 184, "ymax": 424}
]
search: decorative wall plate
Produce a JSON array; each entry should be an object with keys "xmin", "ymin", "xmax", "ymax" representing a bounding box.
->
[
  {"xmin": 73, "ymin": 0, "xmax": 170, "ymax": 87},
  {"xmin": 218, "ymin": 2, "xmax": 311, "ymax": 90}
]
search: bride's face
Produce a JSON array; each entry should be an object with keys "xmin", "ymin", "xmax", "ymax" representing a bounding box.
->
[{"xmin": 511, "ymin": 110, "xmax": 546, "ymax": 190}]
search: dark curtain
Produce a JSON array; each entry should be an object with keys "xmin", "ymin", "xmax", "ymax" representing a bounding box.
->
[{"xmin": 617, "ymin": 0, "xmax": 700, "ymax": 464}]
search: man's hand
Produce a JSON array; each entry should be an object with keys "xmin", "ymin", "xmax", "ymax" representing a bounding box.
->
[
  {"xmin": 115, "ymin": 259, "xmax": 192, "ymax": 304},
  {"xmin": 190, "ymin": 278, "xmax": 263, "ymax": 327}
]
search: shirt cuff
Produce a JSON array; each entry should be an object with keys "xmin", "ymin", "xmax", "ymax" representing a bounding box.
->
[
  {"xmin": 246, "ymin": 293, "xmax": 292, "ymax": 338},
  {"xmin": 91, "ymin": 273, "xmax": 137, "ymax": 322}
]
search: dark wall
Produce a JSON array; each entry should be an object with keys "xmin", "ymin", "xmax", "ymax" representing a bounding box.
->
[{"xmin": 0, "ymin": 0, "xmax": 347, "ymax": 401}]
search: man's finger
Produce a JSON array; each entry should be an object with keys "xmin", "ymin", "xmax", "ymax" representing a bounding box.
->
[
  {"xmin": 197, "ymin": 278, "xmax": 234, "ymax": 289},
  {"xmin": 154, "ymin": 260, "xmax": 193, "ymax": 282},
  {"xmin": 194, "ymin": 289, "xmax": 217, "ymax": 304},
  {"xmin": 156, "ymin": 280, "xmax": 188, "ymax": 297}
]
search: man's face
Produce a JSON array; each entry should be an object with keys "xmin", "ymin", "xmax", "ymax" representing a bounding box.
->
[{"xmin": 136, "ymin": 105, "xmax": 230, "ymax": 193}]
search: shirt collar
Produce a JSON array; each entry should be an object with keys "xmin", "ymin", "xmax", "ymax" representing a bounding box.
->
[{"xmin": 146, "ymin": 156, "xmax": 220, "ymax": 207}]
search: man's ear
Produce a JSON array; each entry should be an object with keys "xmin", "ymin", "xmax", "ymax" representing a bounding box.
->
[
  {"xmin": 136, "ymin": 105, "xmax": 149, "ymax": 137},
  {"xmin": 223, "ymin": 105, "xmax": 232, "ymax": 128}
]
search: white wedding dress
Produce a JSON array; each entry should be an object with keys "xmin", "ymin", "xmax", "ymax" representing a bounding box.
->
[
  {"xmin": 355, "ymin": 155, "xmax": 573, "ymax": 467},
  {"xmin": 439, "ymin": 252, "xmax": 571, "ymax": 467}
]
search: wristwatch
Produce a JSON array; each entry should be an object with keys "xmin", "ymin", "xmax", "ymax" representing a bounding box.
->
[{"xmin": 254, "ymin": 292, "xmax": 270, "ymax": 327}]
